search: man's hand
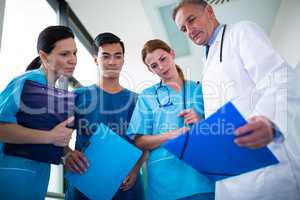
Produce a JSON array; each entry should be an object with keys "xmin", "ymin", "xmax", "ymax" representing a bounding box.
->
[
  {"xmin": 234, "ymin": 116, "xmax": 274, "ymax": 149},
  {"xmin": 64, "ymin": 150, "xmax": 89, "ymax": 174}
]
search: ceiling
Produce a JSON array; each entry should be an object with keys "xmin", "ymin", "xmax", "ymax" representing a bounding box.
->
[{"xmin": 66, "ymin": 0, "xmax": 282, "ymax": 90}]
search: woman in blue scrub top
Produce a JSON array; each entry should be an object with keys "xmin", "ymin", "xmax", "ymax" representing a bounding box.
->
[
  {"xmin": 64, "ymin": 32, "xmax": 146, "ymax": 200},
  {"xmin": 0, "ymin": 26, "xmax": 77, "ymax": 199},
  {"xmin": 127, "ymin": 39, "xmax": 215, "ymax": 200}
]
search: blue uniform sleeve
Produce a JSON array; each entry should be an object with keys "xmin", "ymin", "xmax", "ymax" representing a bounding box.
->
[
  {"xmin": 0, "ymin": 78, "xmax": 26, "ymax": 123},
  {"xmin": 190, "ymin": 81, "xmax": 205, "ymax": 119},
  {"xmin": 127, "ymin": 92, "xmax": 154, "ymax": 138}
]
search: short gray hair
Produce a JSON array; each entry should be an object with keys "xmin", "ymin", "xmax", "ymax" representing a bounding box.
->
[{"xmin": 172, "ymin": 0, "xmax": 208, "ymax": 20}]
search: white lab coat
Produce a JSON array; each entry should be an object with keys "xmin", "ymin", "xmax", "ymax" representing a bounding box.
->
[{"xmin": 201, "ymin": 21, "xmax": 300, "ymax": 200}]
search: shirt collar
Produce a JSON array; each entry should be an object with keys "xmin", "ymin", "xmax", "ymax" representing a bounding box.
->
[{"xmin": 207, "ymin": 24, "xmax": 224, "ymax": 47}]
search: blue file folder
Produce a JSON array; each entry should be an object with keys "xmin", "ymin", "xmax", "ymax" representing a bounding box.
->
[
  {"xmin": 4, "ymin": 80, "xmax": 75, "ymax": 164},
  {"xmin": 164, "ymin": 101, "xmax": 279, "ymax": 182},
  {"xmin": 65, "ymin": 123, "xmax": 142, "ymax": 200}
]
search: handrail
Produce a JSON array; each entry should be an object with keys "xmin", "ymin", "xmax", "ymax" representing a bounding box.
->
[{"xmin": 46, "ymin": 192, "xmax": 65, "ymax": 199}]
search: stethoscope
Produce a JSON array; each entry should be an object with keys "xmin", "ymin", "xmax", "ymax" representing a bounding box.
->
[
  {"xmin": 219, "ymin": 24, "xmax": 226, "ymax": 62},
  {"xmin": 208, "ymin": 24, "xmax": 226, "ymax": 62},
  {"xmin": 155, "ymin": 80, "xmax": 186, "ymax": 109},
  {"xmin": 155, "ymin": 80, "xmax": 189, "ymax": 159}
]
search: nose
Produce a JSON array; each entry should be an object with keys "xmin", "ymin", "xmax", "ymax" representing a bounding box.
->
[
  {"xmin": 158, "ymin": 64, "xmax": 164, "ymax": 70},
  {"xmin": 69, "ymin": 54, "xmax": 77, "ymax": 65},
  {"xmin": 187, "ymin": 27, "xmax": 195, "ymax": 40},
  {"xmin": 108, "ymin": 57, "xmax": 117, "ymax": 65}
]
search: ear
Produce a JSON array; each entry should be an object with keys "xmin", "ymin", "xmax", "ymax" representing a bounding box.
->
[
  {"xmin": 170, "ymin": 49, "xmax": 176, "ymax": 59},
  {"xmin": 39, "ymin": 50, "xmax": 48, "ymax": 66},
  {"xmin": 93, "ymin": 56, "xmax": 98, "ymax": 66},
  {"xmin": 205, "ymin": 5, "xmax": 215, "ymax": 19}
]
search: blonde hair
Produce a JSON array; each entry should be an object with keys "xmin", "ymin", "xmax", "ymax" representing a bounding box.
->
[{"xmin": 141, "ymin": 39, "xmax": 185, "ymax": 81}]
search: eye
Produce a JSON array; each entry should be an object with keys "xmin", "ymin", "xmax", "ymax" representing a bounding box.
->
[
  {"xmin": 181, "ymin": 26, "xmax": 187, "ymax": 33},
  {"xmin": 150, "ymin": 64, "xmax": 158, "ymax": 69},
  {"xmin": 115, "ymin": 55, "xmax": 123, "ymax": 59},
  {"xmin": 102, "ymin": 55, "xmax": 110, "ymax": 60},
  {"xmin": 159, "ymin": 56, "xmax": 166, "ymax": 62},
  {"xmin": 187, "ymin": 16, "xmax": 196, "ymax": 24},
  {"xmin": 60, "ymin": 52, "xmax": 68, "ymax": 56}
]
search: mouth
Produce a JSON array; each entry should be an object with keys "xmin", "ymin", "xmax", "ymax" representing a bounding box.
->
[
  {"xmin": 192, "ymin": 31, "xmax": 203, "ymax": 42},
  {"xmin": 64, "ymin": 67, "xmax": 75, "ymax": 73},
  {"xmin": 162, "ymin": 69, "xmax": 170, "ymax": 76}
]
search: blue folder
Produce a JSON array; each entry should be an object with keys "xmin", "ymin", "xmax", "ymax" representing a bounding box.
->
[
  {"xmin": 164, "ymin": 101, "xmax": 279, "ymax": 182},
  {"xmin": 65, "ymin": 123, "xmax": 142, "ymax": 200},
  {"xmin": 4, "ymin": 80, "xmax": 75, "ymax": 164}
]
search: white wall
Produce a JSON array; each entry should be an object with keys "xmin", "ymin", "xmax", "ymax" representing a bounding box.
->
[
  {"xmin": 270, "ymin": 0, "xmax": 300, "ymax": 68},
  {"xmin": 67, "ymin": 0, "xmax": 158, "ymax": 92},
  {"xmin": 0, "ymin": 0, "xmax": 6, "ymax": 52},
  {"xmin": 214, "ymin": 0, "xmax": 281, "ymax": 35}
]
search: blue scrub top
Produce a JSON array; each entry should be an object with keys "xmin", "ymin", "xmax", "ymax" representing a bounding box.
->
[
  {"xmin": 0, "ymin": 68, "xmax": 47, "ymax": 152},
  {"xmin": 73, "ymin": 85, "xmax": 138, "ymax": 149},
  {"xmin": 127, "ymin": 80, "xmax": 214, "ymax": 200},
  {"xmin": 0, "ymin": 68, "xmax": 50, "ymax": 199},
  {"xmin": 66, "ymin": 85, "xmax": 144, "ymax": 200}
]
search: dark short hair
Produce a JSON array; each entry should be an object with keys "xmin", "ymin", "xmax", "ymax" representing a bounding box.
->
[
  {"xmin": 172, "ymin": 0, "xmax": 208, "ymax": 20},
  {"xmin": 92, "ymin": 32, "xmax": 125, "ymax": 56}
]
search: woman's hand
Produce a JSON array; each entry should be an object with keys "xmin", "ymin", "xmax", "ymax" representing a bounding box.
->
[
  {"xmin": 179, "ymin": 109, "xmax": 201, "ymax": 125},
  {"xmin": 166, "ymin": 126, "xmax": 190, "ymax": 140},
  {"xmin": 48, "ymin": 116, "xmax": 74, "ymax": 147},
  {"xmin": 64, "ymin": 150, "xmax": 89, "ymax": 174}
]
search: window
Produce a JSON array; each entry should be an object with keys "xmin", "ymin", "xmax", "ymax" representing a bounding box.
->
[
  {"xmin": 0, "ymin": 0, "xmax": 96, "ymax": 198},
  {"xmin": 0, "ymin": 0, "xmax": 56, "ymax": 91}
]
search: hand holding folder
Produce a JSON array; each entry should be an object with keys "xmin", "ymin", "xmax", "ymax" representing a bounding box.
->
[
  {"xmin": 65, "ymin": 123, "xmax": 142, "ymax": 200},
  {"xmin": 163, "ymin": 102, "xmax": 279, "ymax": 182},
  {"xmin": 4, "ymin": 80, "xmax": 75, "ymax": 164}
]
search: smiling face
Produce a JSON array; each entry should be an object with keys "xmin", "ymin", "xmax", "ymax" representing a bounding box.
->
[
  {"xmin": 40, "ymin": 37, "xmax": 77, "ymax": 77},
  {"xmin": 144, "ymin": 48, "xmax": 178, "ymax": 81},
  {"xmin": 175, "ymin": 4, "xmax": 218, "ymax": 45},
  {"xmin": 95, "ymin": 43, "xmax": 124, "ymax": 79}
]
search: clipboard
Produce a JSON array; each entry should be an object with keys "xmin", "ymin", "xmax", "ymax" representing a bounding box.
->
[
  {"xmin": 65, "ymin": 123, "xmax": 142, "ymax": 200},
  {"xmin": 4, "ymin": 80, "xmax": 75, "ymax": 164},
  {"xmin": 164, "ymin": 101, "xmax": 279, "ymax": 181}
]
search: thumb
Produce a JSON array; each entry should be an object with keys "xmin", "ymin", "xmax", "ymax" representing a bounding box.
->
[
  {"xmin": 179, "ymin": 110, "xmax": 188, "ymax": 117},
  {"xmin": 60, "ymin": 116, "xmax": 75, "ymax": 127}
]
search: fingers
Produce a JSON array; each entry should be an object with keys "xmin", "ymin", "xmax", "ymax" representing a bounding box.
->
[
  {"xmin": 59, "ymin": 116, "xmax": 75, "ymax": 128},
  {"xmin": 234, "ymin": 116, "xmax": 274, "ymax": 148},
  {"xmin": 120, "ymin": 176, "xmax": 136, "ymax": 191},
  {"xmin": 179, "ymin": 109, "xmax": 200, "ymax": 125},
  {"xmin": 65, "ymin": 151, "xmax": 89, "ymax": 174},
  {"xmin": 235, "ymin": 117, "xmax": 261, "ymax": 136},
  {"xmin": 179, "ymin": 109, "xmax": 192, "ymax": 117}
]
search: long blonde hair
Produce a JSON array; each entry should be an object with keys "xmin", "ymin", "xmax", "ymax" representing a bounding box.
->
[{"xmin": 141, "ymin": 39, "xmax": 185, "ymax": 81}]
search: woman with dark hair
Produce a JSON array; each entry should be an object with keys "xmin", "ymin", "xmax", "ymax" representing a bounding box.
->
[
  {"xmin": 127, "ymin": 39, "xmax": 215, "ymax": 200},
  {"xmin": 0, "ymin": 25, "xmax": 77, "ymax": 199}
]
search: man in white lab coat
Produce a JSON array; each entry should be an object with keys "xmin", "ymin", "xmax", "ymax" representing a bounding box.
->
[{"xmin": 172, "ymin": 0, "xmax": 300, "ymax": 199}]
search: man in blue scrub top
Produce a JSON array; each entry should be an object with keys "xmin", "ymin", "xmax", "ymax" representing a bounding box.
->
[{"xmin": 64, "ymin": 33, "xmax": 147, "ymax": 200}]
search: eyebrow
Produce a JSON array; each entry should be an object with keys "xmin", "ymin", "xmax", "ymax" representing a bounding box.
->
[{"xmin": 101, "ymin": 52, "xmax": 122, "ymax": 55}]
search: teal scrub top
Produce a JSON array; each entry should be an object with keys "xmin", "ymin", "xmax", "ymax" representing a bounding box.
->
[
  {"xmin": 0, "ymin": 68, "xmax": 48, "ymax": 151},
  {"xmin": 0, "ymin": 68, "xmax": 50, "ymax": 199},
  {"xmin": 127, "ymin": 80, "xmax": 214, "ymax": 200}
]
